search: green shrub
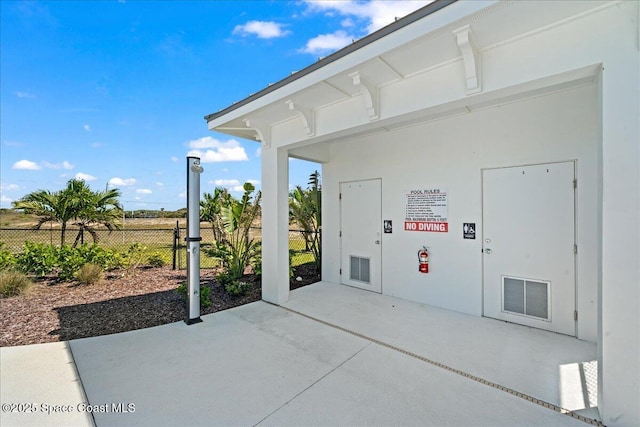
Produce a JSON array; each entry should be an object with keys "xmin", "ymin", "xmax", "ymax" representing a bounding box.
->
[
  {"xmin": 176, "ymin": 282, "xmax": 211, "ymax": 308},
  {"xmin": 75, "ymin": 263, "xmax": 103, "ymax": 285},
  {"xmin": 215, "ymin": 272, "xmax": 235, "ymax": 287},
  {"xmin": 0, "ymin": 270, "xmax": 32, "ymax": 298},
  {"xmin": 224, "ymin": 280, "xmax": 252, "ymax": 297},
  {"xmin": 0, "ymin": 243, "xmax": 16, "ymax": 271},
  {"xmin": 123, "ymin": 243, "xmax": 146, "ymax": 274},
  {"xmin": 16, "ymin": 242, "xmax": 58, "ymax": 277},
  {"xmin": 147, "ymin": 252, "xmax": 166, "ymax": 268}
]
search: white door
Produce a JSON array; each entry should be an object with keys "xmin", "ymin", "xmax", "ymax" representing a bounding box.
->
[
  {"xmin": 340, "ymin": 179, "xmax": 382, "ymax": 293},
  {"xmin": 482, "ymin": 162, "xmax": 576, "ymax": 336}
]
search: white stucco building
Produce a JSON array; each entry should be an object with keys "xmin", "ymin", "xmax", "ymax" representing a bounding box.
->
[{"xmin": 206, "ymin": 1, "xmax": 639, "ymax": 425}]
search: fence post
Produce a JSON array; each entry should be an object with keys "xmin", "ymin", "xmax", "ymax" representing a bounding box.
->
[{"xmin": 172, "ymin": 220, "xmax": 179, "ymax": 270}]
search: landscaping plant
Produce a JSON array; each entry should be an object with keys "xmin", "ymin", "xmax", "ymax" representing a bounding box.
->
[
  {"xmin": 289, "ymin": 171, "xmax": 322, "ymax": 272},
  {"xmin": 0, "ymin": 270, "xmax": 32, "ymax": 298},
  {"xmin": 12, "ymin": 178, "xmax": 123, "ymax": 247},
  {"xmin": 75, "ymin": 263, "xmax": 103, "ymax": 285},
  {"xmin": 205, "ymin": 182, "xmax": 261, "ymax": 280}
]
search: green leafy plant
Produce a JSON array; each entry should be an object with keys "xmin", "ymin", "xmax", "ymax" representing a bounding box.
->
[
  {"xmin": 205, "ymin": 182, "xmax": 261, "ymax": 280},
  {"xmin": 224, "ymin": 280, "xmax": 252, "ymax": 297},
  {"xmin": 176, "ymin": 282, "xmax": 211, "ymax": 308},
  {"xmin": 0, "ymin": 270, "xmax": 33, "ymax": 298},
  {"xmin": 123, "ymin": 243, "xmax": 146, "ymax": 275},
  {"xmin": 147, "ymin": 252, "xmax": 166, "ymax": 268},
  {"xmin": 16, "ymin": 241, "xmax": 58, "ymax": 277},
  {"xmin": 0, "ymin": 243, "xmax": 17, "ymax": 271},
  {"xmin": 75, "ymin": 263, "xmax": 103, "ymax": 285},
  {"xmin": 289, "ymin": 171, "xmax": 322, "ymax": 273}
]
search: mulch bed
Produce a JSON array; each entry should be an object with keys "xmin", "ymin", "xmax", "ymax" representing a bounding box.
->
[{"xmin": 0, "ymin": 263, "xmax": 320, "ymax": 347}]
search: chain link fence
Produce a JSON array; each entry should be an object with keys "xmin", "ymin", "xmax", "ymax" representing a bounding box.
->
[{"xmin": 0, "ymin": 225, "xmax": 317, "ymax": 270}]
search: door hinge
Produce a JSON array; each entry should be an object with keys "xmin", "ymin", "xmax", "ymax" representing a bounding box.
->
[
  {"xmin": 339, "ymin": 230, "xmax": 342, "ymax": 237},
  {"xmin": 339, "ymin": 193, "xmax": 342, "ymax": 200},
  {"xmin": 574, "ymin": 310, "xmax": 578, "ymax": 321},
  {"xmin": 573, "ymin": 179, "xmax": 577, "ymax": 189},
  {"xmin": 574, "ymin": 244, "xmax": 578, "ymax": 254},
  {"xmin": 339, "ymin": 268, "xmax": 342, "ymax": 275}
]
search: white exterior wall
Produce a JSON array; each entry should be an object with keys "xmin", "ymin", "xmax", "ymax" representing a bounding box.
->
[
  {"xmin": 255, "ymin": 2, "xmax": 638, "ymax": 425},
  {"xmin": 322, "ymin": 84, "xmax": 599, "ymax": 341}
]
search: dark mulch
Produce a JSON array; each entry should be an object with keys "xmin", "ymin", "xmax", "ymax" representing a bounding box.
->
[{"xmin": 0, "ymin": 263, "xmax": 320, "ymax": 347}]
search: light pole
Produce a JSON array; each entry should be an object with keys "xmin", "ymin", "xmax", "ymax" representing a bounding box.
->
[{"xmin": 185, "ymin": 156, "xmax": 204, "ymax": 324}]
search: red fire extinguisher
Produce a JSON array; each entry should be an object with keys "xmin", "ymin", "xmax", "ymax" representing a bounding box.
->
[{"xmin": 418, "ymin": 246, "xmax": 429, "ymax": 273}]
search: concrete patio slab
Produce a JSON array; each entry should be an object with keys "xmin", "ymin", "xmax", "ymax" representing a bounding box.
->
[
  {"xmin": 0, "ymin": 341, "xmax": 93, "ymax": 427},
  {"xmin": 69, "ymin": 300, "xmax": 369, "ymax": 427},
  {"xmin": 281, "ymin": 282, "xmax": 599, "ymax": 416},
  {"xmin": 1, "ymin": 282, "xmax": 601, "ymax": 426}
]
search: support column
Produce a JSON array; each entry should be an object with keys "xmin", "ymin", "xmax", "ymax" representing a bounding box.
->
[
  {"xmin": 261, "ymin": 145, "xmax": 290, "ymax": 304},
  {"xmin": 598, "ymin": 34, "xmax": 640, "ymax": 426}
]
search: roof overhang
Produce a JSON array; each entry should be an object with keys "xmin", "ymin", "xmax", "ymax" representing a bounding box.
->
[{"xmin": 205, "ymin": 0, "xmax": 609, "ymax": 150}]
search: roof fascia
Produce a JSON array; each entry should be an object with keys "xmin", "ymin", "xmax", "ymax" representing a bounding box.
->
[{"xmin": 205, "ymin": 0, "xmax": 498, "ymax": 128}]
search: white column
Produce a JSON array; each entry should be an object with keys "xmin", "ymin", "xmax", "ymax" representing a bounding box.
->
[
  {"xmin": 261, "ymin": 145, "xmax": 290, "ymax": 304},
  {"xmin": 598, "ymin": 30, "xmax": 640, "ymax": 426}
]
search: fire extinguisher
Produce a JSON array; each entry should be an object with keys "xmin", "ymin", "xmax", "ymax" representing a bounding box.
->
[{"xmin": 418, "ymin": 246, "xmax": 429, "ymax": 273}]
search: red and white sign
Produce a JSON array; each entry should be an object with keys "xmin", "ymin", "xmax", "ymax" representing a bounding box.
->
[
  {"xmin": 404, "ymin": 188, "xmax": 448, "ymax": 233},
  {"xmin": 404, "ymin": 221, "xmax": 448, "ymax": 232}
]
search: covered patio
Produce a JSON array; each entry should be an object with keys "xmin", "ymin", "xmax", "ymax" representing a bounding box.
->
[{"xmin": 2, "ymin": 282, "xmax": 599, "ymax": 427}]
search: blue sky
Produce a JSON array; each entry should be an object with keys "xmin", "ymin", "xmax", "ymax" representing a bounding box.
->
[{"xmin": 1, "ymin": 0, "xmax": 429, "ymax": 211}]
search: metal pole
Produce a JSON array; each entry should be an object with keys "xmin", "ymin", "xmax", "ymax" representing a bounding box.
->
[{"xmin": 185, "ymin": 156, "xmax": 204, "ymax": 325}]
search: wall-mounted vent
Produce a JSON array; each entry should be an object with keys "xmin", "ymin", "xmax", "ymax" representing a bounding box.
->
[
  {"xmin": 502, "ymin": 276, "xmax": 550, "ymax": 320},
  {"xmin": 350, "ymin": 256, "xmax": 370, "ymax": 283}
]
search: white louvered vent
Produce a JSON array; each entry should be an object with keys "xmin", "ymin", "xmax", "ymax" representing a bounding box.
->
[
  {"xmin": 502, "ymin": 276, "xmax": 550, "ymax": 321},
  {"xmin": 350, "ymin": 256, "xmax": 370, "ymax": 283}
]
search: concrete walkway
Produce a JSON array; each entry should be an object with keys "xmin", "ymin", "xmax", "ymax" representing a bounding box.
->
[{"xmin": 1, "ymin": 282, "xmax": 599, "ymax": 426}]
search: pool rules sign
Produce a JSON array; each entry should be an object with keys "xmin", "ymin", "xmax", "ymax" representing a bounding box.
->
[{"xmin": 404, "ymin": 188, "xmax": 449, "ymax": 232}]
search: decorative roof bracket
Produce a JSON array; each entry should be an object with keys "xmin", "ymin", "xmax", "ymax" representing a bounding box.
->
[
  {"xmin": 453, "ymin": 25, "xmax": 481, "ymax": 95},
  {"xmin": 285, "ymin": 100, "xmax": 315, "ymax": 137},
  {"xmin": 243, "ymin": 118, "xmax": 271, "ymax": 148},
  {"xmin": 349, "ymin": 71, "xmax": 379, "ymax": 121}
]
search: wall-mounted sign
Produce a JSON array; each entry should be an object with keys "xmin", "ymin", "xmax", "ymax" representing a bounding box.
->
[
  {"xmin": 384, "ymin": 220, "xmax": 393, "ymax": 233},
  {"xmin": 463, "ymin": 223, "xmax": 476, "ymax": 239},
  {"xmin": 404, "ymin": 188, "xmax": 448, "ymax": 232}
]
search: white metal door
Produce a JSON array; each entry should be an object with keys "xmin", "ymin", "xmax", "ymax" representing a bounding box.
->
[
  {"xmin": 482, "ymin": 162, "xmax": 576, "ymax": 336},
  {"xmin": 340, "ymin": 179, "xmax": 382, "ymax": 293}
]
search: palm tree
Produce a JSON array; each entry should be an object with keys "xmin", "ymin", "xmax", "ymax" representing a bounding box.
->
[
  {"xmin": 289, "ymin": 171, "xmax": 322, "ymax": 272},
  {"xmin": 12, "ymin": 179, "xmax": 122, "ymax": 246},
  {"xmin": 200, "ymin": 187, "xmax": 231, "ymax": 245},
  {"xmin": 71, "ymin": 186, "xmax": 123, "ymax": 247}
]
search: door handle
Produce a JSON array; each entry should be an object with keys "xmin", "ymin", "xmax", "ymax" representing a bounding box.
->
[
  {"xmin": 375, "ymin": 240, "xmax": 381, "ymax": 245},
  {"xmin": 484, "ymin": 248, "xmax": 492, "ymax": 254}
]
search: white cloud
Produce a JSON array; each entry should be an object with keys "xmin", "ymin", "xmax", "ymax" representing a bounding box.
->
[
  {"xmin": 75, "ymin": 172, "xmax": 97, "ymax": 181},
  {"xmin": 171, "ymin": 156, "xmax": 179, "ymax": 162},
  {"xmin": 301, "ymin": 30, "xmax": 353, "ymax": 55},
  {"xmin": 233, "ymin": 20, "xmax": 291, "ymax": 39},
  {"xmin": 108, "ymin": 177, "xmax": 136, "ymax": 187},
  {"xmin": 1, "ymin": 195, "xmax": 13, "ymax": 205},
  {"xmin": 212, "ymin": 179, "xmax": 246, "ymax": 192},
  {"xmin": 185, "ymin": 137, "xmax": 248, "ymax": 163},
  {"xmin": 136, "ymin": 189, "xmax": 152, "ymax": 194},
  {"xmin": 156, "ymin": 182, "xmax": 164, "ymax": 187},
  {"xmin": 42, "ymin": 160, "xmax": 74, "ymax": 170},
  {"xmin": 16, "ymin": 91, "xmax": 36, "ymax": 99},
  {"xmin": 12, "ymin": 160, "xmax": 41, "ymax": 170},
  {"xmin": 0, "ymin": 183, "xmax": 20, "ymax": 192},
  {"xmin": 84, "ymin": 124, "xmax": 91, "ymax": 132},
  {"xmin": 178, "ymin": 192, "xmax": 186, "ymax": 199},
  {"xmin": 302, "ymin": 1, "xmax": 431, "ymax": 53}
]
